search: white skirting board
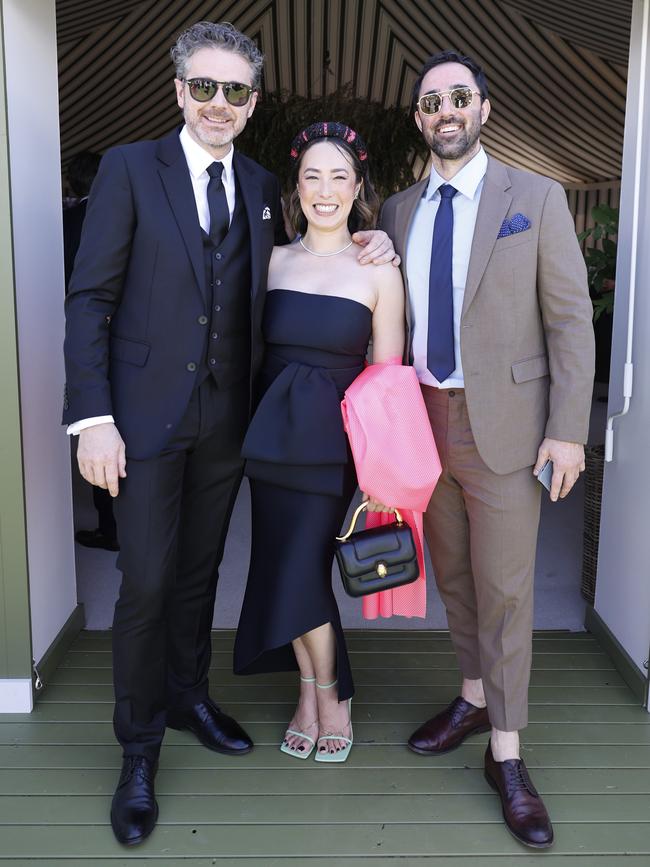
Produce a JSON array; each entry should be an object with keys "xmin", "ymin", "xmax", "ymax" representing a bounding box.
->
[{"xmin": 0, "ymin": 679, "xmax": 33, "ymax": 713}]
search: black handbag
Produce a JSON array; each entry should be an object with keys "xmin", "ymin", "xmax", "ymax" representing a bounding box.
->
[{"xmin": 335, "ymin": 502, "xmax": 419, "ymax": 597}]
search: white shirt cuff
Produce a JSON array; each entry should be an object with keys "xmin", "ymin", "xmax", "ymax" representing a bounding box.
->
[{"xmin": 67, "ymin": 415, "xmax": 114, "ymax": 436}]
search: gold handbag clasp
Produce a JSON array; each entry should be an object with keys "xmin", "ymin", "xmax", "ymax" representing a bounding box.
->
[{"xmin": 336, "ymin": 501, "xmax": 403, "ymax": 542}]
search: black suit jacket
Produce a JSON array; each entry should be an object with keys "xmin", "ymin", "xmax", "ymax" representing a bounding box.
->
[{"xmin": 63, "ymin": 129, "xmax": 286, "ymax": 459}]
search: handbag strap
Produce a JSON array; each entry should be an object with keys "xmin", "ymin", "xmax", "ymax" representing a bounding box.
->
[{"xmin": 336, "ymin": 501, "xmax": 403, "ymax": 542}]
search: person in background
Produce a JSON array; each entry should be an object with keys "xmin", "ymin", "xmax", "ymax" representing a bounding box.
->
[{"xmin": 63, "ymin": 151, "xmax": 102, "ymax": 289}]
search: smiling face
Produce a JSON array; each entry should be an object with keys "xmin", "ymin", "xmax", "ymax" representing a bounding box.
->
[
  {"xmin": 415, "ymin": 61, "xmax": 490, "ymax": 169},
  {"xmin": 297, "ymin": 140, "xmax": 361, "ymax": 234},
  {"xmin": 174, "ymin": 46, "xmax": 257, "ymax": 159}
]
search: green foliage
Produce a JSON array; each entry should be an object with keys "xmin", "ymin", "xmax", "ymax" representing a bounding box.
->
[
  {"xmin": 577, "ymin": 203, "xmax": 618, "ymax": 321},
  {"xmin": 236, "ymin": 85, "xmax": 428, "ymax": 201}
]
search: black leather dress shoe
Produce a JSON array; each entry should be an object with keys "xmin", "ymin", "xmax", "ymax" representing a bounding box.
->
[
  {"xmin": 484, "ymin": 742, "xmax": 554, "ymax": 849},
  {"xmin": 408, "ymin": 696, "xmax": 490, "ymax": 755},
  {"xmin": 167, "ymin": 697, "xmax": 253, "ymax": 755},
  {"xmin": 110, "ymin": 755, "xmax": 158, "ymax": 846},
  {"xmin": 75, "ymin": 528, "xmax": 119, "ymax": 551}
]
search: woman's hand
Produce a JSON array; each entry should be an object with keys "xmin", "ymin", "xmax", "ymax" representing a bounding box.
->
[{"xmin": 361, "ymin": 492, "xmax": 395, "ymax": 513}]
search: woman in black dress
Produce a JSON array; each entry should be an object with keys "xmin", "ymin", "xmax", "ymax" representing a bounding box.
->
[{"xmin": 234, "ymin": 123, "xmax": 404, "ymax": 761}]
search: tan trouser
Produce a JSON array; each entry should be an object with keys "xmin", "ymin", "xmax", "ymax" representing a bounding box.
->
[{"xmin": 422, "ymin": 386, "xmax": 542, "ymax": 731}]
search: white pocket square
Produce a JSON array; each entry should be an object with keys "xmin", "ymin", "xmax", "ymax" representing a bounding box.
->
[{"xmin": 262, "ymin": 206, "xmax": 271, "ymax": 221}]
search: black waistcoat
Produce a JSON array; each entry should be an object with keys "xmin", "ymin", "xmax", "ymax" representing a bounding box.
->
[{"xmin": 198, "ymin": 180, "xmax": 251, "ymax": 388}]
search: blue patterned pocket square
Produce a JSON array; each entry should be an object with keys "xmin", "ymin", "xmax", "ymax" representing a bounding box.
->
[{"xmin": 497, "ymin": 213, "xmax": 531, "ymax": 238}]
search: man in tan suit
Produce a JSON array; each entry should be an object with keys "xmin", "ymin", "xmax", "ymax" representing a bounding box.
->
[{"xmin": 381, "ymin": 50, "xmax": 594, "ymax": 848}]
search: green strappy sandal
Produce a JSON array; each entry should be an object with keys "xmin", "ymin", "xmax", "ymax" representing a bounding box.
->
[
  {"xmin": 280, "ymin": 675, "xmax": 318, "ymax": 760},
  {"xmin": 314, "ymin": 679, "xmax": 353, "ymax": 763}
]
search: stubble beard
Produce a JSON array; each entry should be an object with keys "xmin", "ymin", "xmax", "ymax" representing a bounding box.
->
[
  {"xmin": 185, "ymin": 107, "xmax": 245, "ymax": 152},
  {"xmin": 425, "ymin": 112, "xmax": 482, "ymax": 161}
]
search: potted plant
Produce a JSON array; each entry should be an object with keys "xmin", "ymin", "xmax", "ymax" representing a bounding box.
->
[
  {"xmin": 578, "ymin": 203, "xmax": 618, "ymax": 382},
  {"xmin": 236, "ymin": 85, "xmax": 428, "ymax": 201},
  {"xmin": 577, "ymin": 203, "xmax": 617, "ymax": 601}
]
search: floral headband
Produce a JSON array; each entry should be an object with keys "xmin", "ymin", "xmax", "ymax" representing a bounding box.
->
[{"xmin": 289, "ymin": 121, "xmax": 369, "ymax": 173}]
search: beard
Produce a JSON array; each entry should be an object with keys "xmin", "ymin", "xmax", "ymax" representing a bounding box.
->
[
  {"xmin": 184, "ymin": 106, "xmax": 246, "ymax": 151},
  {"xmin": 424, "ymin": 111, "xmax": 482, "ymax": 161}
]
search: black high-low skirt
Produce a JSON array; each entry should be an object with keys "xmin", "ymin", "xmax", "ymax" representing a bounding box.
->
[{"xmin": 233, "ymin": 289, "xmax": 372, "ymax": 701}]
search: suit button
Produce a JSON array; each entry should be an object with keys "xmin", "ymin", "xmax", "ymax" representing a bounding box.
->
[
  {"xmin": 211, "ymin": 332, "xmax": 219, "ymax": 340},
  {"xmin": 186, "ymin": 362, "xmax": 197, "ymax": 372},
  {"xmin": 215, "ymin": 279, "xmax": 222, "ymax": 286},
  {"xmin": 209, "ymin": 358, "xmax": 216, "ymax": 366},
  {"xmin": 448, "ymin": 390, "xmax": 456, "ymax": 397},
  {"xmin": 215, "ymin": 253, "xmax": 222, "ymax": 260},
  {"xmin": 214, "ymin": 304, "xmax": 221, "ymax": 312},
  {"xmin": 198, "ymin": 315, "xmax": 208, "ymax": 325}
]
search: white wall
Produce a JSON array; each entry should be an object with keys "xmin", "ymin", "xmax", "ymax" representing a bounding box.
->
[
  {"xmin": 595, "ymin": 0, "xmax": 650, "ymax": 686},
  {"xmin": 3, "ymin": 0, "xmax": 77, "ymax": 663}
]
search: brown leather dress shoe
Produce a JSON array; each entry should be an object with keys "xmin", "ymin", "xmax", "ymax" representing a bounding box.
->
[
  {"xmin": 484, "ymin": 742, "xmax": 554, "ymax": 849},
  {"xmin": 408, "ymin": 696, "xmax": 490, "ymax": 755}
]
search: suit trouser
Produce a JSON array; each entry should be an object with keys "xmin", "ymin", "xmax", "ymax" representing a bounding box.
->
[
  {"xmin": 422, "ymin": 386, "xmax": 541, "ymax": 732},
  {"xmin": 111, "ymin": 375, "xmax": 249, "ymax": 760}
]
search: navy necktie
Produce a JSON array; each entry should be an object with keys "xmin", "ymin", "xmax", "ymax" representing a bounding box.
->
[
  {"xmin": 206, "ymin": 161, "xmax": 229, "ymax": 246},
  {"xmin": 427, "ymin": 183, "xmax": 458, "ymax": 383}
]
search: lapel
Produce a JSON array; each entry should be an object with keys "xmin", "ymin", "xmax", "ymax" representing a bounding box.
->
[
  {"xmin": 394, "ymin": 177, "xmax": 428, "ymax": 335},
  {"xmin": 462, "ymin": 156, "xmax": 512, "ymax": 316},
  {"xmin": 156, "ymin": 130, "xmax": 206, "ymax": 303},
  {"xmin": 233, "ymin": 151, "xmax": 263, "ymax": 303}
]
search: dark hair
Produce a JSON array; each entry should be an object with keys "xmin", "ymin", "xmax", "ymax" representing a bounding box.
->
[
  {"xmin": 411, "ymin": 49, "xmax": 488, "ymax": 114},
  {"xmin": 286, "ymin": 137, "xmax": 380, "ymax": 236},
  {"xmin": 66, "ymin": 151, "xmax": 102, "ymax": 197}
]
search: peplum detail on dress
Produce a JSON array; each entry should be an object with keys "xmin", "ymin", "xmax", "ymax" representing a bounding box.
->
[{"xmin": 242, "ymin": 354, "xmax": 361, "ymax": 496}]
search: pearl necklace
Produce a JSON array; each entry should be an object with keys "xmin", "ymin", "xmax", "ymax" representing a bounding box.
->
[{"xmin": 299, "ymin": 237, "xmax": 353, "ymax": 257}]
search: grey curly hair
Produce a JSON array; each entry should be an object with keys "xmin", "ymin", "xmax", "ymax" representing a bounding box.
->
[{"xmin": 170, "ymin": 21, "xmax": 264, "ymax": 89}]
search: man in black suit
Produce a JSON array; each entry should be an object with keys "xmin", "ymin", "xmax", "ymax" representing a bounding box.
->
[{"xmin": 63, "ymin": 21, "xmax": 394, "ymax": 846}]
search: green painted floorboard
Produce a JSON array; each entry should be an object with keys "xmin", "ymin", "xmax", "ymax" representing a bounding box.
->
[
  {"xmin": 0, "ymin": 629, "xmax": 647, "ymax": 862},
  {"xmin": 3, "ymin": 701, "xmax": 647, "ymax": 724},
  {"xmin": 3, "ymin": 860, "xmax": 650, "ymax": 867},
  {"xmin": 1, "ymin": 792, "xmax": 648, "ymax": 823},
  {"xmin": 0, "ymin": 822, "xmax": 649, "ymax": 858},
  {"xmin": 1, "ymin": 765, "xmax": 649, "ymax": 795}
]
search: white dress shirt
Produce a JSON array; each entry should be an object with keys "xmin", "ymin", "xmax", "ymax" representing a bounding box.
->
[
  {"xmin": 67, "ymin": 127, "xmax": 235, "ymax": 436},
  {"xmin": 406, "ymin": 147, "xmax": 487, "ymax": 389},
  {"xmin": 179, "ymin": 125, "xmax": 235, "ymax": 229}
]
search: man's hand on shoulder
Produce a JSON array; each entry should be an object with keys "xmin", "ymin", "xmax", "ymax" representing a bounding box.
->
[
  {"xmin": 77, "ymin": 423, "xmax": 127, "ymax": 497},
  {"xmin": 352, "ymin": 230, "xmax": 401, "ymax": 267},
  {"xmin": 534, "ymin": 438, "xmax": 585, "ymax": 503}
]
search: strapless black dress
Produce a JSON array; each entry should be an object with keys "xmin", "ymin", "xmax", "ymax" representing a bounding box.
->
[{"xmin": 233, "ymin": 290, "xmax": 372, "ymax": 701}]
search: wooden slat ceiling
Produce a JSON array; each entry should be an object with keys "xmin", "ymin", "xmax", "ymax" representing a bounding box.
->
[{"xmin": 56, "ymin": 0, "xmax": 631, "ymax": 184}]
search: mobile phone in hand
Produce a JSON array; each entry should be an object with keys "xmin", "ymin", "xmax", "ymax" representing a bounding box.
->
[{"xmin": 537, "ymin": 459, "xmax": 553, "ymax": 492}]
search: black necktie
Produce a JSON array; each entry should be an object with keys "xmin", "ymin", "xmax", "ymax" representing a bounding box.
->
[
  {"xmin": 427, "ymin": 183, "xmax": 458, "ymax": 382},
  {"xmin": 206, "ymin": 161, "xmax": 229, "ymax": 246}
]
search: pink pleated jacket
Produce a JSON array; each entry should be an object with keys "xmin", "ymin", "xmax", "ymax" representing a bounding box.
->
[{"xmin": 340, "ymin": 363, "xmax": 442, "ymax": 619}]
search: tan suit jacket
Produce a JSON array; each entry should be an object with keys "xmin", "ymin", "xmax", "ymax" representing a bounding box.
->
[{"xmin": 381, "ymin": 156, "xmax": 595, "ymax": 474}]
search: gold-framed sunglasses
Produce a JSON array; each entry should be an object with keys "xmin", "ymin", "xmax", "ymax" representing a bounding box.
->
[
  {"xmin": 417, "ymin": 87, "xmax": 480, "ymax": 115},
  {"xmin": 183, "ymin": 78, "xmax": 255, "ymax": 107}
]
